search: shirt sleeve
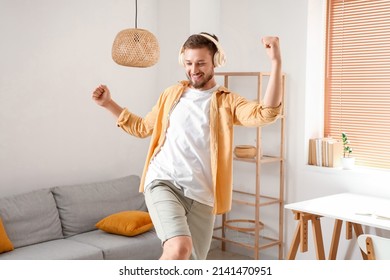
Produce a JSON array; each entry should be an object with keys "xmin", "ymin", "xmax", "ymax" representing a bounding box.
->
[
  {"xmin": 232, "ymin": 93, "xmax": 283, "ymax": 126},
  {"xmin": 116, "ymin": 108, "xmax": 154, "ymax": 138},
  {"xmin": 259, "ymin": 103, "xmax": 282, "ymax": 120},
  {"xmin": 116, "ymin": 108, "xmax": 131, "ymax": 127}
]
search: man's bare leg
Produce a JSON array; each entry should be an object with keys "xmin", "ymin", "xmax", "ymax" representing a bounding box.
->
[{"xmin": 159, "ymin": 236, "xmax": 192, "ymax": 260}]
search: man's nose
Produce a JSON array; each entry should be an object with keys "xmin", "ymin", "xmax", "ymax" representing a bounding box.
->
[{"xmin": 191, "ymin": 64, "xmax": 199, "ymax": 73}]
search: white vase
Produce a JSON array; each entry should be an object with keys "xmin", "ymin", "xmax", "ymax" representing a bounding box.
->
[{"xmin": 341, "ymin": 157, "xmax": 355, "ymax": 170}]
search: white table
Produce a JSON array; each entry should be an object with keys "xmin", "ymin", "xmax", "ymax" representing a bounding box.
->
[{"xmin": 285, "ymin": 193, "xmax": 390, "ymax": 260}]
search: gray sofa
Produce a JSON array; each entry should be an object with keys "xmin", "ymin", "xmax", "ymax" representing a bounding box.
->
[{"xmin": 0, "ymin": 175, "xmax": 162, "ymax": 260}]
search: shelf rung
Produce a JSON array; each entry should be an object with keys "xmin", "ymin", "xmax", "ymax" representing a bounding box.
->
[
  {"xmin": 233, "ymin": 155, "xmax": 283, "ymax": 164},
  {"xmin": 232, "ymin": 199, "xmax": 255, "ymax": 206},
  {"xmin": 212, "ymin": 235, "xmax": 281, "ymax": 251},
  {"xmin": 231, "ymin": 199, "xmax": 280, "ymax": 207},
  {"xmin": 231, "ymin": 191, "xmax": 281, "ymax": 207}
]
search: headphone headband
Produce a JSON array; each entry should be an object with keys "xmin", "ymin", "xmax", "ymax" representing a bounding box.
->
[{"xmin": 178, "ymin": 33, "xmax": 226, "ymax": 67}]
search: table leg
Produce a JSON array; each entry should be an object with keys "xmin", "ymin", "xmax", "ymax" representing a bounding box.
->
[
  {"xmin": 328, "ymin": 219, "xmax": 343, "ymax": 260},
  {"xmin": 287, "ymin": 221, "xmax": 301, "ymax": 260},
  {"xmin": 311, "ymin": 215, "xmax": 325, "ymax": 260},
  {"xmin": 344, "ymin": 221, "xmax": 368, "ymax": 260},
  {"xmin": 299, "ymin": 213, "xmax": 310, "ymax": 252},
  {"xmin": 352, "ymin": 223, "xmax": 363, "ymax": 236},
  {"xmin": 286, "ymin": 211, "xmax": 325, "ymax": 260},
  {"xmin": 352, "ymin": 223, "xmax": 367, "ymax": 260},
  {"xmin": 346, "ymin": 222, "xmax": 353, "ymax": 240},
  {"xmin": 287, "ymin": 210, "xmax": 369, "ymax": 260}
]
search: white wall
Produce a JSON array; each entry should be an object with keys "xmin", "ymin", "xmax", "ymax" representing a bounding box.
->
[
  {"xmin": 155, "ymin": 0, "xmax": 189, "ymax": 90},
  {"xmin": 0, "ymin": 0, "xmax": 159, "ymax": 195},
  {"xmin": 1, "ymin": 0, "xmax": 389, "ymax": 260}
]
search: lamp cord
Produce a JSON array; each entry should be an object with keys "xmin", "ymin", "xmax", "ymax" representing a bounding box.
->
[{"xmin": 135, "ymin": 0, "xmax": 138, "ymax": 28}]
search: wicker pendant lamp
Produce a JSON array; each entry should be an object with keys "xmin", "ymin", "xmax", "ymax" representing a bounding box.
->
[{"xmin": 112, "ymin": 0, "xmax": 160, "ymax": 67}]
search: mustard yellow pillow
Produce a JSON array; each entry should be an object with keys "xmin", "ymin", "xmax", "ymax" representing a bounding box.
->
[
  {"xmin": 0, "ymin": 218, "xmax": 14, "ymax": 253},
  {"xmin": 95, "ymin": 211, "xmax": 153, "ymax": 237}
]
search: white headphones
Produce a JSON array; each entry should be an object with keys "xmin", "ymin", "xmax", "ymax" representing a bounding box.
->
[{"xmin": 178, "ymin": 33, "xmax": 226, "ymax": 67}]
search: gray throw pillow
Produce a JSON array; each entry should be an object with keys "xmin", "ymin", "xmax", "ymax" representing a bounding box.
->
[
  {"xmin": 52, "ymin": 175, "xmax": 145, "ymax": 237},
  {"xmin": 0, "ymin": 189, "xmax": 63, "ymax": 248}
]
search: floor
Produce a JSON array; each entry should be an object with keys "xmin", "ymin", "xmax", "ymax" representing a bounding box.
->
[
  {"xmin": 206, "ymin": 241, "xmax": 253, "ymax": 260},
  {"xmin": 206, "ymin": 247, "xmax": 253, "ymax": 260}
]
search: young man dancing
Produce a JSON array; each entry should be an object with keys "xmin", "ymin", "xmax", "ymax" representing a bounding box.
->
[{"xmin": 92, "ymin": 32, "xmax": 282, "ymax": 260}]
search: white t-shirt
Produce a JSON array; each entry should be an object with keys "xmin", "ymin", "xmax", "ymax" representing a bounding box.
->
[{"xmin": 144, "ymin": 85, "xmax": 219, "ymax": 206}]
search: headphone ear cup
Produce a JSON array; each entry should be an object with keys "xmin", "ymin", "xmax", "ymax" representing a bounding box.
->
[
  {"xmin": 214, "ymin": 52, "xmax": 221, "ymax": 67},
  {"xmin": 213, "ymin": 50, "xmax": 226, "ymax": 68},
  {"xmin": 178, "ymin": 46, "xmax": 185, "ymax": 66},
  {"xmin": 178, "ymin": 53, "xmax": 183, "ymax": 66}
]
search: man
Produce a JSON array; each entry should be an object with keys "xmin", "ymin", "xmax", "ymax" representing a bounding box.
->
[{"xmin": 92, "ymin": 32, "xmax": 282, "ymax": 260}]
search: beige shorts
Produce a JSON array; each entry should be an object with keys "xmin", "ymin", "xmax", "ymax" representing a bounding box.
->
[{"xmin": 144, "ymin": 180, "xmax": 215, "ymax": 260}]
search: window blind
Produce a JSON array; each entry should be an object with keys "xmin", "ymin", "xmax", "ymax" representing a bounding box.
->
[{"xmin": 325, "ymin": 0, "xmax": 390, "ymax": 169}]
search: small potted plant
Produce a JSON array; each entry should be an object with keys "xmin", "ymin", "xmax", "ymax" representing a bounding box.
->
[{"xmin": 341, "ymin": 132, "xmax": 355, "ymax": 169}]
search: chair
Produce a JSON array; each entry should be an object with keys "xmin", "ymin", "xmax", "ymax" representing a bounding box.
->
[{"xmin": 357, "ymin": 234, "xmax": 390, "ymax": 260}]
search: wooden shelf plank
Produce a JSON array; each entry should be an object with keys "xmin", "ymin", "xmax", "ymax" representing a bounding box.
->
[{"xmin": 233, "ymin": 155, "xmax": 283, "ymax": 163}]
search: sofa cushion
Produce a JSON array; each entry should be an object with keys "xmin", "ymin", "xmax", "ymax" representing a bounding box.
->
[
  {"xmin": 0, "ymin": 218, "xmax": 14, "ymax": 253},
  {"xmin": 52, "ymin": 175, "xmax": 146, "ymax": 237},
  {"xmin": 0, "ymin": 189, "xmax": 63, "ymax": 248},
  {"xmin": 68, "ymin": 229, "xmax": 162, "ymax": 260},
  {"xmin": 0, "ymin": 239, "xmax": 103, "ymax": 260},
  {"xmin": 96, "ymin": 210, "xmax": 153, "ymax": 237}
]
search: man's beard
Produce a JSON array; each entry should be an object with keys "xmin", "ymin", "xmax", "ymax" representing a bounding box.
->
[{"xmin": 187, "ymin": 72, "xmax": 213, "ymax": 89}]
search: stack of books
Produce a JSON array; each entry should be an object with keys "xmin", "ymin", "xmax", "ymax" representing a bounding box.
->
[{"xmin": 308, "ymin": 137, "xmax": 343, "ymax": 167}]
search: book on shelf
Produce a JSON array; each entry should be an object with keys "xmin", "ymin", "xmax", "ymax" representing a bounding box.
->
[{"xmin": 308, "ymin": 137, "xmax": 343, "ymax": 167}]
